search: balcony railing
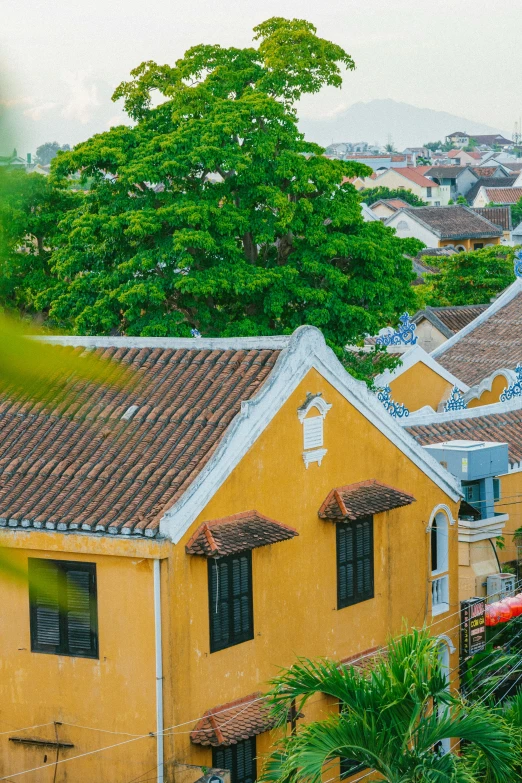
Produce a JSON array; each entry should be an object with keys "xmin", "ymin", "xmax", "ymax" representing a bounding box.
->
[{"xmin": 431, "ymin": 575, "xmax": 449, "ymax": 616}]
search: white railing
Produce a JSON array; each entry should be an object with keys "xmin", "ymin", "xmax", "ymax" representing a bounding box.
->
[{"xmin": 431, "ymin": 575, "xmax": 449, "ymax": 616}]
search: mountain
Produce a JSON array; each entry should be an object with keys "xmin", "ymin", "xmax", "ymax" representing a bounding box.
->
[{"xmin": 298, "ymin": 99, "xmax": 510, "ymax": 149}]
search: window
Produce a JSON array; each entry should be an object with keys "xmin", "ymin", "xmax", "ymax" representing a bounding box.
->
[
  {"xmin": 28, "ymin": 558, "xmax": 98, "ymax": 658},
  {"xmin": 298, "ymin": 394, "xmax": 331, "ymax": 469},
  {"xmin": 474, "ymin": 243, "xmax": 484, "ymax": 250},
  {"xmin": 397, "ymin": 220, "xmax": 409, "ymax": 232},
  {"xmin": 209, "ymin": 553, "xmax": 253, "ymax": 652},
  {"xmin": 213, "ymin": 738, "xmax": 256, "ymax": 783},
  {"xmin": 430, "ymin": 510, "xmax": 450, "ymax": 616},
  {"xmin": 303, "ymin": 416, "xmax": 323, "ymax": 450},
  {"xmin": 340, "ymin": 758, "xmax": 366, "ymax": 779},
  {"xmin": 337, "ymin": 517, "xmax": 374, "ymax": 609},
  {"xmin": 426, "ymin": 187, "xmax": 432, "ymax": 197}
]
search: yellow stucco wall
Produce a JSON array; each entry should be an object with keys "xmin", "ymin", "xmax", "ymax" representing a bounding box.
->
[
  {"xmin": 389, "ymin": 362, "xmax": 454, "ymax": 413},
  {"xmin": 496, "ymin": 471, "xmax": 522, "ymax": 566},
  {"xmin": 467, "ymin": 373, "xmax": 511, "ymax": 408},
  {"xmin": 0, "ymin": 368, "xmax": 460, "ymax": 782},
  {"xmin": 439, "ymin": 238, "xmax": 500, "ymax": 251}
]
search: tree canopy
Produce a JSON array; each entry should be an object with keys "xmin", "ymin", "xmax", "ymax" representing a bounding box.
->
[
  {"xmin": 359, "ymin": 186, "xmax": 427, "ymax": 207},
  {"xmin": 7, "ymin": 17, "xmax": 420, "ymax": 356},
  {"xmin": 419, "ymin": 245, "xmax": 516, "ymax": 307},
  {"xmin": 34, "ymin": 141, "xmax": 71, "ymax": 166}
]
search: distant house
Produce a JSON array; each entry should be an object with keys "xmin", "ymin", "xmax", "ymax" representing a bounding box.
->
[
  {"xmin": 445, "ymin": 132, "xmax": 470, "ymax": 148},
  {"xmin": 425, "ymin": 166, "xmax": 477, "ymax": 203},
  {"xmin": 360, "ymin": 202, "xmax": 380, "ymax": 222},
  {"xmin": 472, "ymin": 186, "xmax": 522, "ymax": 208},
  {"xmin": 0, "ymin": 150, "xmax": 29, "ymax": 167},
  {"xmin": 412, "ymin": 304, "xmax": 489, "ymax": 352},
  {"xmin": 472, "ymin": 206, "xmax": 512, "ymax": 243},
  {"xmin": 343, "ymin": 153, "xmax": 412, "ymax": 171},
  {"xmin": 446, "ymin": 149, "xmax": 481, "ymax": 166},
  {"xmin": 513, "ymin": 221, "xmax": 522, "ymax": 245},
  {"xmin": 368, "ymin": 198, "xmax": 410, "ymax": 220},
  {"xmin": 366, "ymin": 167, "xmax": 441, "ymax": 204},
  {"xmin": 466, "ymin": 175, "xmax": 518, "ymax": 204},
  {"xmin": 386, "ymin": 205, "xmax": 502, "ymax": 250}
]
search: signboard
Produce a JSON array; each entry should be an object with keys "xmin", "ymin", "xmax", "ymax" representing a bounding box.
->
[{"xmin": 460, "ymin": 598, "xmax": 486, "ymax": 658}]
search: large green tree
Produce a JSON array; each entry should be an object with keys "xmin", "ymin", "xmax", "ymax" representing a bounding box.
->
[
  {"xmin": 263, "ymin": 629, "xmax": 517, "ymax": 783},
  {"xmin": 34, "ymin": 141, "xmax": 70, "ymax": 166},
  {"xmin": 36, "ymin": 18, "xmax": 420, "ymax": 351},
  {"xmin": 0, "ymin": 167, "xmax": 79, "ymax": 315},
  {"xmin": 359, "ymin": 186, "xmax": 427, "ymax": 207},
  {"xmin": 420, "ymin": 245, "xmax": 516, "ymax": 307}
]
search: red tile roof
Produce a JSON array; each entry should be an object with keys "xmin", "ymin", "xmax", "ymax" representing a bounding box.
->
[
  {"xmin": 185, "ymin": 511, "xmax": 298, "ymax": 557},
  {"xmin": 191, "ymin": 693, "xmax": 274, "ymax": 746},
  {"xmin": 319, "ymin": 480, "xmax": 415, "ymax": 521},
  {"xmin": 436, "ymin": 287, "xmax": 522, "ymax": 386},
  {"xmin": 414, "ymin": 305, "xmax": 489, "ymax": 338},
  {"xmin": 483, "ymin": 187, "xmax": 522, "ymax": 204},
  {"xmin": 406, "ymin": 405, "xmax": 522, "ymax": 468},
  {"xmin": 389, "ymin": 167, "xmax": 435, "ymax": 188},
  {"xmin": 341, "ymin": 647, "xmax": 388, "ymax": 672},
  {"xmin": 0, "ymin": 343, "xmax": 281, "ymax": 537},
  {"xmin": 473, "ymin": 206, "xmax": 512, "ymax": 232}
]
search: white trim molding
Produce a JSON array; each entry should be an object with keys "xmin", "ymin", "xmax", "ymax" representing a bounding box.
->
[
  {"xmin": 156, "ymin": 326, "xmax": 461, "ymax": 542},
  {"xmin": 464, "ymin": 368, "xmax": 517, "ymax": 405},
  {"xmin": 374, "ymin": 344, "xmax": 469, "ymax": 393}
]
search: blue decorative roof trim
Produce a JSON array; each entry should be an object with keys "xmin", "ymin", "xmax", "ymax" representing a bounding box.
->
[
  {"xmin": 444, "ymin": 385, "xmax": 467, "ymax": 412},
  {"xmin": 377, "ymin": 386, "xmax": 410, "ymax": 418},
  {"xmin": 501, "ymin": 364, "xmax": 522, "ymax": 401},
  {"xmin": 515, "ymin": 249, "xmax": 522, "ymax": 279},
  {"xmin": 190, "ymin": 328, "xmax": 202, "ymax": 338},
  {"xmin": 375, "ymin": 313, "xmax": 417, "ymax": 346}
]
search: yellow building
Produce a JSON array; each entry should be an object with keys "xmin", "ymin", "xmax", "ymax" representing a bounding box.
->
[
  {"xmin": 378, "ymin": 279, "xmax": 522, "ymax": 414},
  {"xmin": 405, "ymin": 399, "xmax": 522, "ymax": 582},
  {"xmin": 0, "ymin": 327, "xmax": 462, "ymax": 783},
  {"xmin": 385, "ymin": 205, "xmax": 502, "ymax": 251}
]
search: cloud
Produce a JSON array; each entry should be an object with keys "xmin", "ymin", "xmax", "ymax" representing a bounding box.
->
[
  {"xmin": 0, "ymin": 96, "xmax": 35, "ymax": 108},
  {"xmin": 61, "ymin": 70, "xmax": 99, "ymax": 124},
  {"xmin": 23, "ymin": 102, "xmax": 58, "ymax": 121},
  {"xmin": 106, "ymin": 114, "xmax": 125, "ymax": 129}
]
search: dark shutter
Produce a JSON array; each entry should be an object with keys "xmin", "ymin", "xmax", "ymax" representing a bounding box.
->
[
  {"xmin": 65, "ymin": 568, "xmax": 98, "ymax": 657},
  {"xmin": 431, "ymin": 520, "xmax": 438, "ymax": 572},
  {"xmin": 209, "ymin": 552, "xmax": 253, "ymax": 653},
  {"xmin": 213, "ymin": 738, "xmax": 256, "ymax": 783},
  {"xmin": 29, "ymin": 559, "xmax": 98, "ymax": 658},
  {"xmin": 29, "ymin": 560, "xmax": 61, "ymax": 652},
  {"xmin": 337, "ymin": 517, "xmax": 374, "ymax": 609}
]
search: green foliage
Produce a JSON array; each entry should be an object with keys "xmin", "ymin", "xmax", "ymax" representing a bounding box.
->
[
  {"xmin": 2, "ymin": 17, "xmax": 420, "ymax": 365},
  {"xmin": 263, "ymin": 628, "xmax": 517, "ymax": 783},
  {"xmin": 512, "ymin": 197, "xmax": 522, "ymax": 228},
  {"xmin": 358, "ymin": 186, "xmax": 427, "ymax": 207},
  {"xmin": 0, "ymin": 167, "xmax": 80, "ymax": 315},
  {"xmin": 456, "ymin": 195, "xmax": 467, "ymax": 204},
  {"xmin": 424, "ymin": 140, "xmax": 453, "ymax": 152},
  {"xmin": 421, "ymin": 245, "xmax": 516, "ymax": 306},
  {"xmin": 34, "ymin": 141, "xmax": 70, "ymax": 166}
]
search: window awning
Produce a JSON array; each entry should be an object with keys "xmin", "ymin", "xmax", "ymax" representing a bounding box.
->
[
  {"xmin": 191, "ymin": 693, "xmax": 275, "ymax": 746},
  {"xmin": 185, "ymin": 511, "xmax": 298, "ymax": 557},
  {"xmin": 319, "ymin": 480, "xmax": 415, "ymax": 521}
]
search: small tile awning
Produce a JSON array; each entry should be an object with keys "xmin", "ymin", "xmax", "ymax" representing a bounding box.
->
[
  {"xmin": 319, "ymin": 480, "xmax": 415, "ymax": 521},
  {"xmin": 191, "ymin": 693, "xmax": 275, "ymax": 746},
  {"xmin": 185, "ymin": 511, "xmax": 298, "ymax": 557},
  {"xmin": 340, "ymin": 646, "xmax": 387, "ymax": 673}
]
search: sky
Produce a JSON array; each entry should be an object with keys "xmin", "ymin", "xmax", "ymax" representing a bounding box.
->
[{"xmin": 1, "ymin": 0, "xmax": 522, "ymax": 155}]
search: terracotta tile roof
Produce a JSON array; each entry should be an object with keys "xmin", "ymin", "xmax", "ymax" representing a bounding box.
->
[
  {"xmin": 473, "ymin": 206, "xmax": 512, "ymax": 232},
  {"xmin": 472, "ymin": 134, "xmax": 512, "ymax": 147},
  {"xmin": 406, "ymin": 405, "xmax": 522, "ymax": 468},
  {"xmin": 503, "ymin": 162, "xmax": 522, "ymax": 172},
  {"xmin": 427, "ymin": 165, "xmax": 473, "ymax": 179},
  {"xmin": 319, "ymin": 480, "xmax": 415, "ymax": 521},
  {"xmin": 470, "ymin": 167, "xmax": 503, "ymax": 178},
  {"xmin": 0, "ymin": 342, "xmax": 281, "ymax": 537},
  {"xmin": 436, "ymin": 285, "xmax": 522, "ymax": 386},
  {"xmin": 390, "ymin": 167, "xmax": 436, "ymax": 188},
  {"xmin": 191, "ymin": 693, "xmax": 275, "ymax": 746},
  {"xmin": 483, "ymin": 187, "xmax": 522, "ymax": 205},
  {"xmin": 185, "ymin": 511, "xmax": 298, "ymax": 557},
  {"xmin": 466, "ymin": 176, "xmax": 517, "ymax": 204},
  {"xmin": 398, "ymin": 206, "xmax": 502, "ymax": 239},
  {"xmin": 413, "ymin": 304, "xmax": 489, "ymax": 338},
  {"xmin": 341, "ymin": 647, "xmax": 388, "ymax": 673}
]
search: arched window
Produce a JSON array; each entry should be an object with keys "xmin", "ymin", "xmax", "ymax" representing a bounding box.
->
[
  {"xmin": 297, "ymin": 393, "xmax": 332, "ymax": 468},
  {"xmin": 455, "ymin": 245, "xmax": 466, "ymax": 252},
  {"xmin": 397, "ymin": 220, "xmax": 409, "ymax": 232},
  {"xmin": 429, "ymin": 507, "xmax": 452, "ymax": 616}
]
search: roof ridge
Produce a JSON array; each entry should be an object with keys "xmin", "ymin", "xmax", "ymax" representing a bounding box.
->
[
  {"xmin": 404, "ymin": 396, "xmax": 522, "ymax": 427},
  {"xmin": 38, "ymin": 335, "xmax": 292, "ymax": 350}
]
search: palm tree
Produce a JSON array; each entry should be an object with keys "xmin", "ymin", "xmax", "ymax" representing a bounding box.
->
[{"xmin": 262, "ymin": 629, "xmax": 517, "ymax": 783}]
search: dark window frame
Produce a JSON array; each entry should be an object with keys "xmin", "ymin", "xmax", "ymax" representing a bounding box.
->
[
  {"xmin": 208, "ymin": 551, "xmax": 254, "ymax": 653},
  {"xmin": 212, "ymin": 737, "xmax": 257, "ymax": 783},
  {"xmin": 28, "ymin": 558, "xmax": 98, "ymax": 659},
  {"xmin": 336, "ymin": 517, "xmax": 374, "ymax": 609}
]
